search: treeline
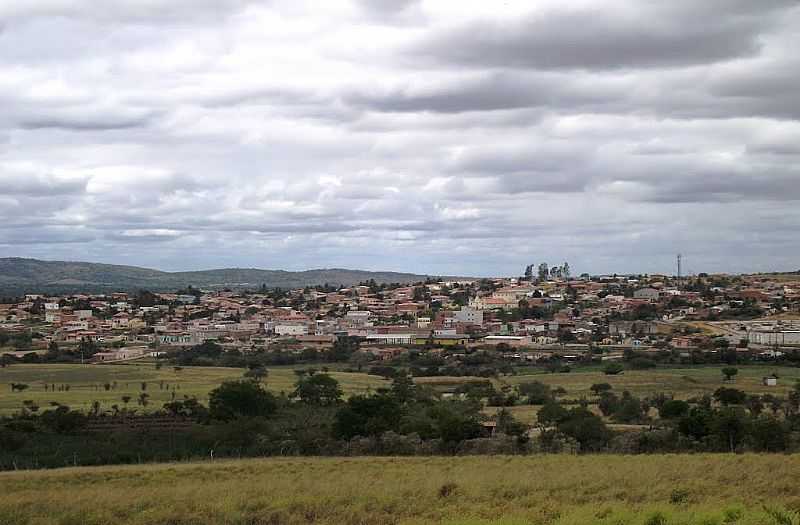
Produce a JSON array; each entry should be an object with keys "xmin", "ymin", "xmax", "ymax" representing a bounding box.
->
[
  {"xmin": 6, "ymin": 368, "xmax": 800, "ymax": 470},
  {"xmin": 0, "ymin": 373, "xmax": 520, "ymax": 469}
]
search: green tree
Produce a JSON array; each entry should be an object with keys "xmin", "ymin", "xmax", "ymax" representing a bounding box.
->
[
  {"xmin": 208, "ymin": 380, "xmax": 278, "ymax": 421},
  {"xmin": 328, "ymin": 336, "xmax": 360, "ymax": 362},
  {"xmin": 537, "ymin": 400, "xmax": 568, "ymax": 427},
  {"xmin": 390, "ymin": 372, "xmax": 415, "ymax": 403},
  {"xmin": 659, "ymin": 399, "xmax": 690, "ymax": 419},
  {"xmin": 612, "ymin": 392, "xmax": 646, "ymax": 423},
  {"xmin": 334, "ymin": 394, "xmax": 402, "ymax": 439},
  {"xmin": 557, "ymin": 408, "xmax": 611, "ymax": 452},
  {"xmin": 244, "ymin": 365, "xmax": 269, "ymax": 382},
  {"xmin": 294, "ymin": 374, "xmax": 343, "ymax": 406},
  {"xmin": 517, "ymin": 381, "xmax": 552, "ymax": 405},
  {"xmin": 721, "ymin": 367, "xmax": 738, "ymax": 382},
  {"xmin": 711, "ymin": 407, "xmax": 747, "ymax": 452},
  {"xmin": 590, "ymin": 383, "xmax": 612, "ymax": 396},
  {"xmin": 713, "ymin": 387, "xmax": 747, "ymax": 406}
]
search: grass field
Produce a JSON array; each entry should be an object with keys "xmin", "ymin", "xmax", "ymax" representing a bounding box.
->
[
  {"xmin": 503, "ymin": 365, "xmax": 800, "ymax": 399},
  {"xmin": 0, "ymin": 363, "xmax": 388, "ymax": 414},
  {"xmin": 2, "ymin": 362, "xmax": 797, "ymax": 417},
  {"xmin": 2, "ymin": 455, "xmax": 800, "ymax": 524}
]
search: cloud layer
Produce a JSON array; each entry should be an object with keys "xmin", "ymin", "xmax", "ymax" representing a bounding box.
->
[{"xmin": 1, "ymin": 0, "xmax": 799, "ymax": 276}]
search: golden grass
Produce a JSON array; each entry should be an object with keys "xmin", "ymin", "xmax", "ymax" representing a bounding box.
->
[{"xmin": 2, "ymin": 455, "xmax": 800, "ymax": 524}]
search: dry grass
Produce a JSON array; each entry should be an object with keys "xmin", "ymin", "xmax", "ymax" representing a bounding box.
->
[
  {"xmin": 0, "ymin": 363, "xmax": 388, "ymax": 414},
  {"xmin": 502, "ymin": 365, "xmax": 800, "ymax": 400},
  {"xmin": 2, "ymin": 455, "xmax": 800, "ymax": 524}
]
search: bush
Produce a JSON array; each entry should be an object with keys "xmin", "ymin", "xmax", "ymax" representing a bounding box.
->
[
  {"xmin": 670, "ymin": 488, "xmax": 690, "ymax": 504},
  {"xmin": 660, "ymin": 400, "xmax": 690, "ymax": 419},
  {"xmin": 603, "ymin": 363, "xmax": 624, "ymax": 375},
  {"xmin": 438, "ymin": 482, "xmax": 458, "ymax": 498},
  {"xmin": 644, "ymin": 511, "xmax": 667, "ymax": 525}
]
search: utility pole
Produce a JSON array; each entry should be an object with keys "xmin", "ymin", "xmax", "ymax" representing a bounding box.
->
[{"xmin": 677, "ymin": 254, "xmax": 682, "ymax": 280}]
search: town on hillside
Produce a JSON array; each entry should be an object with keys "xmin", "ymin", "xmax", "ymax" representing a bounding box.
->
[{"xmin": 3, "ymin": 264, "xmax": 800, "ymax": 369}]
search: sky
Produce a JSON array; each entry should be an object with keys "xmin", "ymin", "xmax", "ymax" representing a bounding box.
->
[{"xmin": 1, "ymin": 0, "xmax": 799, "ymax": 277}]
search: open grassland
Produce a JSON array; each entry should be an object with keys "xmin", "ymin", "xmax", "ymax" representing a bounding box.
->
[
  {"xmin": 3, "ymin": 455, "xmax": 800, "ymax": 525},
  {"xmin": 503, "ymin": 365, "xmax": 800, "ymax": 399},
  {"xmin": 0, "ymin": 363, "xmax": 388, "ymax": 414}
]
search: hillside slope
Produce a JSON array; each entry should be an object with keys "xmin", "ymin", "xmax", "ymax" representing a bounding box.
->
[
  {"xmin": 0, "ymin": 257, "xmax": 440, "ymax": 295},
  {"xmin": 1, "ymin": 455, "xmax": 799, "ymax": 524}
]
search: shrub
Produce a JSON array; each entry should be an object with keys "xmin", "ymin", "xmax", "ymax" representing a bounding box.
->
[
  {"xmin": 439, "ymin": 482, "xmax": 458, "ymax": 498},
  {"xmin": 670, "ymin": 487, "xmax": 690, "ymax": 504},
  {"xmin": 644, "ymin": 511, "xmax": 668, "ymax": 525}
]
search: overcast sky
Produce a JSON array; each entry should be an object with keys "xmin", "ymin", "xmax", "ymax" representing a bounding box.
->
[{"xmin": 1, "ymin": 0, "xmax": 799, "ymax": 277}]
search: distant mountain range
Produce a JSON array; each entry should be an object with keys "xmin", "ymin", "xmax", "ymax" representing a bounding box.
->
[{"xmin": 0, "ymin": 258, "xmax": 448, "ymax": 296}]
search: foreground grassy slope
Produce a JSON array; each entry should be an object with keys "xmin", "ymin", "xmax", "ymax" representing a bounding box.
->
[
  {"xmin": 0, "ymin": 364, "xmax": 388, "ymax": 414},
  {"xmin": 2, "ymin": 455, "xmax": 800, "ymax": 524}
]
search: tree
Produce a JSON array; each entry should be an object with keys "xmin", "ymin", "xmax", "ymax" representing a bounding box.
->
[
  {"xmin": 495, "ymin": 408, "xmax": 528, "ymax": 438},
  {"xmin": 46, "ymin": 340, "xmax": 60, "ymax": 358},
  {"xmin": 590, "ymin": 383, "xmax": 612, "ymax": 396},
  {"xmin": 517, "ymin": 381, "xmax": 552, "ymax": 405},
  {"xmin": 208, "ymin": 380, "xmax": 278, "ymax": 421},
  {"xmin": 603, "ymin": 362, "xmax": 624, "ymax": 375},
  {"xmin": 612, "ymin": 392, "xmax": 646, "ymax": 423},
  {"xmin": 137, "ymin": 392, "xmax": 149, "ymax": 407},
  {"xmin": 748, "ymin": 415, "xmax": 788, "ymax": 452},
  {"xmin": 678, "ymin": 406, "xmax": 712, "ymax": 441},
  {"xmin": 562, "ymin": 262, "xmax": 571, "ymax": 280},
  {"xmin": 244, "ymin": 365, "xmax": 269, "ymax": 382},
  {"xmin": 328, "ymin": 336, "xmax": 360, "ymax": 362},
  {"xmin": 659, "ymin": 399, "xmax": 690, "ymax": 419},
  {"xmin": 629, "ymin": 357, "xmax": 656, "ymax": 370},
  {"xmin": 294, "ymin": 373, "xmax": 343, "ymax": 406},
  {"xmin": 711, "ymin": 407, "xmax": 747, "ymax": 452},
  {"xmin": 597, "ymin": 392, "xmax": 619, "ymax": 417},
  {"xmin": 78, "ymin": 337, "xmax": 99, "ymax": 361},
  {"xmin": 721, "ymin": 367, "xmax": 738, "ymax": 382},
  {"xmin": 557, "ymin": 408, "xmax": 611, "ymax": 452},
  {"xmin": 713, "ymin": 387, "xmax": 747, "ymax": 406},
  {"xmin": 537, "ymin": 400, "xmax": 568, "ymax": 427},
  {"xmin": 334, "ymin": 394, "xmax": 402, "ymax": 439},
  {"xmin": 390, "ymin": 372, "xmax": 415, "ymax": 403}
]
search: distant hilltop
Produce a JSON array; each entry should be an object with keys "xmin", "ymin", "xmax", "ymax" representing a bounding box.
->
[{"xmin": 0, "ymin": 257, "xmax": 453, "ymax": 296}]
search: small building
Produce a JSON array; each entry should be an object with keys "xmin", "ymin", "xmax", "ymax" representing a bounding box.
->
[{"xmin": 763, "ymin": 375, "xmax": 778, "ymax": 386}]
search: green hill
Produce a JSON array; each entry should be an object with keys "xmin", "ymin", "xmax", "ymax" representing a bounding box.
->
[{"xmin": 0, "ymin": 257, "xmax": 444, "ymax": 295}]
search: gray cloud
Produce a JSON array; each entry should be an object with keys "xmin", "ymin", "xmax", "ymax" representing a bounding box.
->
[
  {"xmin": 0, "ymin": 0, "xmax": 798, "ymax": 276},
  {"xmin": 410, "ymin": 4, "xmax": 783, "ymax": 71}
]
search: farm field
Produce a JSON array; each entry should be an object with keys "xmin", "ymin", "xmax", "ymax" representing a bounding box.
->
[
  {"xmin": 0, "ymin": 363, "xmax": 388, "ymax": 414},
  {"xmin": 2, "ymin": 455, "xmax": 800, "ymax": 525}
]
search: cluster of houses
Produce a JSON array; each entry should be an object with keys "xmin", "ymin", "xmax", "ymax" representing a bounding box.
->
[{"xmin": 1, "ymin": 271, "xmax": 799, "ymax": 363}]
